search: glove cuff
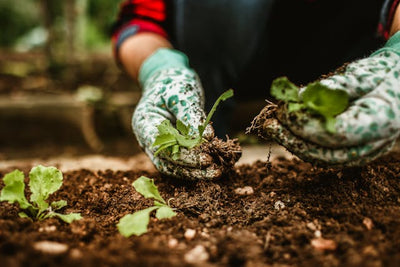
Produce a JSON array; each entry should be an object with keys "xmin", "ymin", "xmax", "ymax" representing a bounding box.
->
[
  {"xmin": 372, "ymin": 31, "xmax": 400, "ymax": 57},
  {"xmin": 139, "ymin": 48, "xmax": 192, "ymax": 86}
]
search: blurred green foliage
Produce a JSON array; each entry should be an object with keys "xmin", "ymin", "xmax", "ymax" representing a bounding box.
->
[
  {"xmin": 88, "ymin": 0, "xmax": 120, "ymax": 39},
  {"xmin": 0, "ymin": 0, "xmax": 40, "ymax": 46},
  {"xmin": 0, "ymin": 0, "xmax": 122, "ymax": 50}
]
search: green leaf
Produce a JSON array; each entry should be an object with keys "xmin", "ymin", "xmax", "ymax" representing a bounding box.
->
[
  {"xmin": 117, "ymin": 207, "xmax": 158, "ymax": 237},
  {"xmin": 29, "ymin": 165, "xmax": 63, "ymax": 211},
  {"xmin": 302, "ymin": 82, "xmax": 348, "ymax": 133},
  {"xmin": 18, "ymin": 212, "xmax": 29, "ymax": 218},
  {"xmin": 152, "ymin": 90, "xmax": 234, "ymax": 157},
  {"xmin": 200, "ymin": 89, "xmax": 234, "ymax": 136},
  {"xmin": 172, "ymin": 144, "xmax": 180, "ymax": 155},
  {"xmin": 155, "ymin": 206, "xmax": 176, "ymax": 220},
  {"xmin": 157, "ymin": 120, "xmax": 179, "ymax": 136},
  {"xmin": 171, "ymin": 152, "xmax": 180, "ymax": 161},
  {"xmin": 154, "ymin": 142, "xmax": 176, "ymax": 157},
  {"xmin": 175, "ymin": 135, "xmax": 200, "ymax": 148},
  {"xmin": 132, "ymin": 176, "xmax": 166, "ymax": 204},
  {"xmin": 176, "ymin": 120, "xmax": 190, "ymax": 135},
  {"xmin": 154, "ymin": 201, "xmax": 165, "ymax": 207},
  {"xmin": 271, "ymin": 77, "xmax": 299, "ymax": 102},
  {"xmin": 52, "ymin": 212, "xmax": 82, "ymax": 224},
  {"xmin": 51, "ymin": 200, "xmax": 67, "ymax": 211},
  {"xmin": 0, "ymin": 170, "xmax": 32, "ymax": 209},
  {"xmin": 325, "ymin": 116, "xmax": 337, "ymax": 134},
  {"xmin": 302, "ymin": 82, "xmax": 349, "ymax": 117},
  {"xmin": 152, "ymin": 133, "xmax": 176, "ymax": 148},
  {"xmin": 288, "ymin": 103, "xmax": 305, "ymax": 113}
]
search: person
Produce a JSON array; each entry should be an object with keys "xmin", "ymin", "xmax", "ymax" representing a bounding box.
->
[{"xmin": 111, "ymin": 0, "xmax": 400, "ymax": 179}]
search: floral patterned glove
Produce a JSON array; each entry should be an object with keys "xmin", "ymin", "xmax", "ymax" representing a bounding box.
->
[
  {"xmin": 254, "ymin": 32, "xmax": 400, "ymax": 167},
  {"xmin": 133, "ymin": 48, "xmax": 222, "ymax": 179}
]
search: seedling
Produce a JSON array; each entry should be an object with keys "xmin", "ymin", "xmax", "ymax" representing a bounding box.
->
[
  {"xmin": 271, "ymin": 77, "xmax": 349, "ymax": 133},
  {"xmin": 117, "ymin": 176, "xmax": 176, "ymax": 237},
  {"xmin": 0, "ymin": 165, "xmax": 82, "ymax": 223},
  {"xmin": 152, "ymin": 89, "xmax": 234, "ymax": 160}
]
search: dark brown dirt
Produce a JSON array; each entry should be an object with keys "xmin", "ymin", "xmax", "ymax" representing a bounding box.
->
[
  {"xmin": 1, "ymin": 152, "xmax": 400, "ymax": 267},
  {"xmin": 201, "ymin": 137, "xmax": 242, "ymax": 173}
]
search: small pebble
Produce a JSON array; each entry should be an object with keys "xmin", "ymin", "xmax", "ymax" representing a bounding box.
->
[
  {"xmin": 311, "ymin": 238, "xmax": 337, "ymax": 251},
  {"xmin": 306, "ymin": 222, "xmax": 317, "ymax": 231},
  {"xmin": 38, "ymin": 225, "xmax": 57, "ymax": 233},
  {"xmin": 314, "ymin": 230, "xmax": 322, "ymax": 238},
  {"xmin": 103, "ymin": 183, "xmax": 112, "ymax": 189},
  {"xmin": 168, "ymin": 238, "xmax": 178, "ymax": 249},
  {"xmin": 363, "ymin": 245, "xmax": 378, "ymax": 257},
  {"xmin": 363, "ymin": 217, "xmax": 374, "ymax": 230},
  {"xmin": 200, "ymin": 231, "xmax": 210, "ymax": 238},
  {"xmin": 184, "ymin": 245, "xmax": 209, "ymax": 264},
  {"xmin": 184, "ymin": 229, "xmax": 196, "ymax": 241},
  {"xmin": 69, "ymin": 248, "xmax": 83, "ymax": 259},
  {"xmin": 274, "ymin": 200, "xmax": 285, "ymax": 210},
  {"xmin": 33, "ymin": 241, "xmax": 68, "ymax": 254},
  {"xmin": 234, "ymin": 186, "xmax": 254, "ymax": 195}
]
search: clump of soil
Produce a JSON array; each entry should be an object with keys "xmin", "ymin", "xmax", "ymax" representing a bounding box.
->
[
  {"xmin": 201, "ymin": 137, "xmax": 242, "ymax": 172},
  {"xmin": 1, "ymin": 152, "xmax": 400, "ymax": 266},
  {"xmin": 247, "ymin": 102, "xmax": 278, "ymax": 138}
]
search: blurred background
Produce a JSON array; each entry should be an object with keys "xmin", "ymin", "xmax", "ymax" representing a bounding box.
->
[
  {"xmin": 0, "ymin": 0, "xmax": 144, "ymax": 161},
  {"xmin": 0, "ymin": 0, "xmax": 264, "ymax": 166}
]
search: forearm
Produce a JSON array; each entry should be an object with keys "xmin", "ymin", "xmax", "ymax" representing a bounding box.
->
[
  {"xmin": 390, "ymin": 2, "xmax": 400, "ymax": 36},
  {"xmin": 118, "ymin": 32, "xmax": 172, "ymax": 80}
]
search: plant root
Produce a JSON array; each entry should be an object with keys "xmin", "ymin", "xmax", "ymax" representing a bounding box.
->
[{"xmin": 200, "ymin": 136, "xmax": 242, "ymax": 173}]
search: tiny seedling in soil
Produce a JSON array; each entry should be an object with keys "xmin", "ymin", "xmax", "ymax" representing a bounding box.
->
[
  {"xmin": 152, "ymin": 89, "xmax": 234, "ymax": 160},
  {"xmin": 271, "ymin": 77, "xmax": 349, "ymax": 133},
  {"xmin": 0, "ymin": 165, "xmax": 82, "ymax": 223},
  {"xmin": 117, "ymin": 176, "xmax": 176, "ymax": 237}
]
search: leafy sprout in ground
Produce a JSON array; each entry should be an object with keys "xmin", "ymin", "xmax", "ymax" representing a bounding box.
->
[
  {"xmin": 152, "ymin": 89, "xmax": 234, "ymax": 160},
  {"xmin": 0, "ymin": 165, "xmax": 82, "ymax": 223},
  {"xmin": 117, "ymin": 176, "xmax": 176, "ymax": 237},
  {"xmin": 271, "ymin": 77, "xmax": 349, "ymax": 133}
]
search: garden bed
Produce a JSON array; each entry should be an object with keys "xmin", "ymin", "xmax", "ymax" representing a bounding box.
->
[{"xmin": 1, "ymin": 151, "xmax": 400, "ymax": 266}]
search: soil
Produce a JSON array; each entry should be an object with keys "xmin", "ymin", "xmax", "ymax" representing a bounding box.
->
[
  {"xmin": 1, "ymin": 151, "xmax": 400, "ymax": 267},
  {"xmin": 200, "ymin": 137, "xmax": 242, "ymax": 174}
]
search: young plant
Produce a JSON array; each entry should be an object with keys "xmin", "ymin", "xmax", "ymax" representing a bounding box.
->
[
  {"xmin": 117, "ymin": 176, "xmax": 176, "ymax": 237},
  {"xmin": 271, "ymin": 77, "xmax": 349, "ymax": 133},
  {"xmin": 0, "ymin": 165, "xmax": 82, "ymax": 223},
  {"xmin": 152, "ymin": 89, "xmax": 234, "ymax": 160}
]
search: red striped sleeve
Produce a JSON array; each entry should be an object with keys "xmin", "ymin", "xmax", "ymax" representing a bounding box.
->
[
  {"xmin": 112, "ymin": 0, "xmax": 168, "ymax": 60},
  {"xmin": 379, "ymin": 0, "xmax": 400, "ymax": 39}
]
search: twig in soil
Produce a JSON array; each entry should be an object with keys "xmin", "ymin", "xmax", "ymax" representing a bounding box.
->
[{"xmin": 265, "ymin": 143, "xmax": 273, "ymax": 170}]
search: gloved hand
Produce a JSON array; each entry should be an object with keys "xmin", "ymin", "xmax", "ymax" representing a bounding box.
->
[
  {"xmin": 132, "ymin": 48, "xmax": 222, "ymax": 179},
  {"xmin": 253, "ymin": 32, "xmax": 400, "ymax": 167}
]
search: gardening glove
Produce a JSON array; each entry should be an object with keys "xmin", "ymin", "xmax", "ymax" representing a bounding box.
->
[
  {"xmin": 253, "ymin": 32, "xmax": 400, "ymax": 167},
  {"xmin": 132, "ymin": 48, "xmax": 222, "ymax": 180}
]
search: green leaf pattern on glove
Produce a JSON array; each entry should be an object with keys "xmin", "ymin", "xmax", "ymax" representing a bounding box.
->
[
  {"xmin": 265, "ymin": 49, "xmax": 400, "ymax": 166},
  {"xmin": 133, "ymin": 67, "xmax": 206, "ymax": 154}
]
